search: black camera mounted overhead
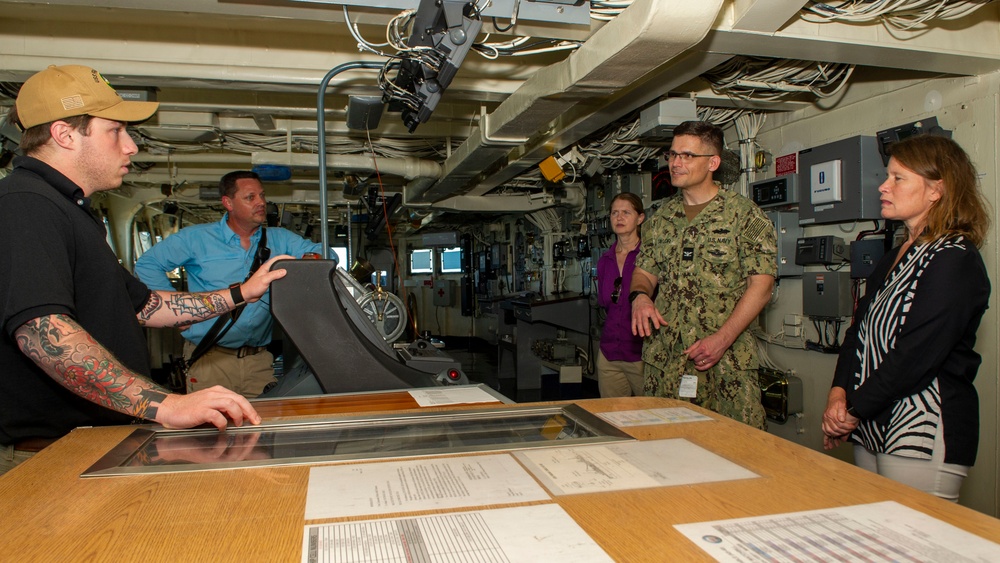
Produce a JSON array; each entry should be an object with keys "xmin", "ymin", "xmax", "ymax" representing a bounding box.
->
[
  {"xmin": 381, "ymin": 0, "xmax": 483, "ymax": 132},
  {"xmin": 363, "ymin": 186, "xmax": 403, "ymax": 241}
]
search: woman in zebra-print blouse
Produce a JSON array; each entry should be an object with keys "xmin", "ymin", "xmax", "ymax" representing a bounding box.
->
[{"xmin": 821, "ymin": 134, "xmax": 991, "ymax": 502}]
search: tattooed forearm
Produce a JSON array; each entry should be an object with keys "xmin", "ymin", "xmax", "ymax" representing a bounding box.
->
[
  {"xmin": 15, "ymin": 314, "xmax": 171, "ymax": 422},
  {"xmin": 140, "ymin": 290, "xmax": 232, "ymax": 328},
  {"xmin": 137, "ymin": 291, "xmax": 162, "ymax": 325},
  {"xmin": 136, "ymin": 388, "xmax": 169, "ymax": 420},
  {"xmin": 167, "ymin": 292, "xmax": 229, "ymax": 321}
]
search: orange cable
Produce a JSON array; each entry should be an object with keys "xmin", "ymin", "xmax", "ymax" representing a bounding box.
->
[{"xmin": 365, "ymin": 128, "xmax": 405, "ymax": 301}]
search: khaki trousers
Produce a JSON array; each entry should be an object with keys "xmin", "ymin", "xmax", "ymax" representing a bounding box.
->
[
  {"xmin": 183, "ymin": 340, "xmax": 276, "ymax": 398},
  {"xmin": 596, "ymin": 349, "xmax": 645, "ymax": 398}
]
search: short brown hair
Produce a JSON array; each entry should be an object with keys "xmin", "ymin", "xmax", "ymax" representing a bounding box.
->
[
  {"xmin": 219, "ymin": 170, "xmax": 261, "ymax": 199},
  {"xmin": 889, "ymin": 134, "xmax": 991, "ymax": 247},
  {"xmin": 672, "ymin": 120, "xmax": 724, "ymax": 157},
  {"xmin": 9, "ymin": 106, "xmax": 94, "ymax": 155}
]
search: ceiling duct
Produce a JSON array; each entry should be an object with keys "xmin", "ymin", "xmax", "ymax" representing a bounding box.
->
[
  {"xmin": 407, "ymin": 0, "xmax": 725, "ymax": 206},
  {"xmin": 138, "ymin": 111, "xmax": 221, "ymax": 143}
]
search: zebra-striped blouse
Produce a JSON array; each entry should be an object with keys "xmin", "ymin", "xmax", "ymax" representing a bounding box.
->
[{"xmin": 833, "ymin": 235, "xmax": 989, "ymax": 466}]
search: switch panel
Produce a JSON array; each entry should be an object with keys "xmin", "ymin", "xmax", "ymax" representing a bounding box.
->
[{"xmin": 803, "ymin": 271, "xmax": 853, "ymax": 319}]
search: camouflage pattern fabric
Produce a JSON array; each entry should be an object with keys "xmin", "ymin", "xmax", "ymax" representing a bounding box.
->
[{"xmin": 636, "ymin": 189, "xmax": 777, "ymax": 429}]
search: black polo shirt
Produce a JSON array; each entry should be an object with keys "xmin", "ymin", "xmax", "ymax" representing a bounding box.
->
[{"xmin": 0, "ymin": 156, "xmax": 153, "ymax": 445}]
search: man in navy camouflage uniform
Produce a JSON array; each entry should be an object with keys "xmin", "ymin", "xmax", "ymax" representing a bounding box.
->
[{"xmin": 629, "ymin": 121, "xmax": 776, "ymax": 429}]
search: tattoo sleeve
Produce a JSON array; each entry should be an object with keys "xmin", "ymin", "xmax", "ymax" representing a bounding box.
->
[
  {"xmin": 14, "ymin": 314, "xmax": 172, "ymax": 422},
  {"xmin": 139, "ymin": 290, "xmax": 231, "ymax": 328}
]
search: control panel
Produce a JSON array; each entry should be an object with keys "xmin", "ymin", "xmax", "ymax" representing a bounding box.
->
[{"xmin": 751, "ymin": 175, "xmax": 799, "ymax": 208}]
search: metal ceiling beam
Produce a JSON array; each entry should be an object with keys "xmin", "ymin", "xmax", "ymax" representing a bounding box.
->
[{"xmin": 703, "ymin": 7, "xmax": 1000, "ymax": 76}]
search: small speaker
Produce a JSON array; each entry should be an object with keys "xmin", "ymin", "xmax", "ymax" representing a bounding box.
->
[
  {"xmin": 717, "ymin": 148, "xmax": 741, "ymax": 186},
  {"xmin": 346, "ymin": 96, "xmax": 385, "ymax": 131}
]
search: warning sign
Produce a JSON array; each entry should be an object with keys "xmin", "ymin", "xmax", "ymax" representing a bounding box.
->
[{"xmin": 775, "ymin": 153, "xmax": 797, "ymax": 176}]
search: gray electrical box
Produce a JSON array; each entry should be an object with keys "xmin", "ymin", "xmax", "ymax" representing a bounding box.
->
[
  {"xmin": 795, "ymin": 235, "xmax": 848, "ymax": 265},
  {"xmin": 798, "ymin": 136, "xmax": 886, "ymax": 225},
  {"xmin": 851, "ymin": 239, "xmax": 886, "ymax": 279},
  {"xmin": 766, "ymin": 211, "xmax": 803, "ymax": 278},
  {"xmin": 803, "ymin": 271, "xmax": 853, "ymax": 318},
  {"xmin": 638, "ymin": 98, "xmax": 698, "ymax": 139}
]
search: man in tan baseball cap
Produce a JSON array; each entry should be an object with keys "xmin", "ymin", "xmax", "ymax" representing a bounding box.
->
[
  {"xmin": 9, "ymin": 64, "xmax": 159, "ymax": 195},
  {"xmin": 14, "ymin": 64, "xmax": 159, "ymax": 130},
  {"xmin": 0, "ymin": 65, "xmax": 285, "ymax": 475}
]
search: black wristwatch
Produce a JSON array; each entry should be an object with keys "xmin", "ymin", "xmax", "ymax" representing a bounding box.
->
[
  {"xmin": 229, "ymin": 283, "xmax": 245, "ymax": 306},
  {"xmin": 628, "ymin": 290, "xmax": 649, "ymax": 303}
]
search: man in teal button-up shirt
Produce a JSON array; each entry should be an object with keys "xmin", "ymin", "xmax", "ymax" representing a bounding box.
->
[{"xmin": 135, "ymin": 171, "xmax": 329, "ymax": 397}]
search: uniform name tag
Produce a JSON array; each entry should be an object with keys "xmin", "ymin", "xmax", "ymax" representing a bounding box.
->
[
  {"xmin": 682, "ymin": 247, "xmax": 694, "ymax": 261},
  {"xmin": 679, "ymin": 374, "xmax": 698, "ymax": 398}
]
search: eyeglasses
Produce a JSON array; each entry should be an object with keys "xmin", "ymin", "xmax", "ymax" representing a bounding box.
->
[
  {"xmin": 666, "ymin": 151, "xmax": 715, "ymax": 162},
  {"xmin": 611, "ymin": 276, "xmax": 622, "ymax": 304}
]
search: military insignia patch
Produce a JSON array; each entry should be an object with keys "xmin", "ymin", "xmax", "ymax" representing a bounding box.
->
[{"xmin": 743, "ymin": 215, "xmax": 771, "ymax": 242}]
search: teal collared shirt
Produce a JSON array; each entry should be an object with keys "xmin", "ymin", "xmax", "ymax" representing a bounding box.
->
[{"xmin": 134, "ymin": 214, "xmax": 325, "ymax": 347}]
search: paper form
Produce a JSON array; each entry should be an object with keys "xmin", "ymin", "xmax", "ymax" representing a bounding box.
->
[
  {"xmin": 596, "ymin": 407, "xmax": 714, "ymax": 427},
  {"xmin": 409, "ymin": 386, "xmax": 501, "ymax": 406},
  {"xmin": 302, "ymin": 504, "xmax": 613, "ymax": 563},
  {"xmin": 513, "ymin": 438, "xmax": 758, "ymax": 495},
  {"xmin": 675, "ymin": 500, "xmax": 1000, "ymax": 562},
  {"xmin": 305, "ymin": 453, "xmax": 549, "ymax": 520}
]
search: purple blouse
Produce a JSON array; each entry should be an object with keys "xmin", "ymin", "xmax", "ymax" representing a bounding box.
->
[{"xmin": 596, "ymin": 242, "xmax": 644, "ymax": 362}]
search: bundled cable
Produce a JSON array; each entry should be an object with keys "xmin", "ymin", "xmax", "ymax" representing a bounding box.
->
[
  {"xmin": 704, "ymin": 56, "xmax": 855, "ymax": 102},
  {"xmin": 802, "ymin": 0, "xmax": 995, "ymax": 31}
]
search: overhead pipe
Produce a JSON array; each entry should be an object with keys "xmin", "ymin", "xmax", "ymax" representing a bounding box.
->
[
  {"xmin": 429, "ymin": 184, "xmax": 586, "ymax": 213},
  {"xmin": 316, "ymin": 61, "xmax": 384, "ymax": 260},
  {"xmin": 131, "ymin": 153, "xmax": 251, "ymax": 163},
  {"xmin": 253, "ymin": 152, "xmax": 441, "ymax": 180}
]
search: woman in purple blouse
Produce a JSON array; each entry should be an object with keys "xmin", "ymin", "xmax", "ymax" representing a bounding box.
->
[{"xmin": 596, "ymin": 192, "xmax": 646, "ymax": 397}]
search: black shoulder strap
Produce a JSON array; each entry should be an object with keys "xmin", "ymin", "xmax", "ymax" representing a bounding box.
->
[{"xmin": 187, "ymin": 227, "xmax": 268, "ymax": 366}]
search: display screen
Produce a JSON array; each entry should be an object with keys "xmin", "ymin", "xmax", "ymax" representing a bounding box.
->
[
  {"xmin": 82, "ymin": 404, "xmax": 633, "ymax": 477},
  {"xmin": 751, "ymin": 177, "xmax": 797, "ymax": 208},
  {"xmin": 410, "ymin": 248, "xmax": 433, "ymax": 274}
]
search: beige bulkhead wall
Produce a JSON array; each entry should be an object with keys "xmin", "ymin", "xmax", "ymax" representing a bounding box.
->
[
  {"xmin": 753, "ymin": 71, "xmax": 999, "ymax": 517},
  {"xmin": 396, "ymin": 71, "xmax": 1000, "ymax": 516}
]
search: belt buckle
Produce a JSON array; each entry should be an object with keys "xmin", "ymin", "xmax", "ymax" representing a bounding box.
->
[{"xmin": 237, "ymin": 345, "xmax": 262, "ymax": 358}]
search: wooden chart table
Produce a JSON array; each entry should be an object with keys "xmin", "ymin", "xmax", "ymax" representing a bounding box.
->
[{"xmin": 1, "ymin": 394, "xmax": 998, "ymax": 562}]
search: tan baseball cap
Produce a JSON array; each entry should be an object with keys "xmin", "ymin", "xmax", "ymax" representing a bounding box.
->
[{"xmin": 14, "ymin": 65, "xmax": 158, "ymax": 129}]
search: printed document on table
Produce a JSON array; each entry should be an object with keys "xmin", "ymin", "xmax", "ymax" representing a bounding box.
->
[
  {"xmin": 409, "ymin": 386, "xmax": 499, "ymax": 406},
  {"xmin": 305, "ymin": 453, "xmax": 550, "ymax": 519},
  {"xmin": 302, "ymin": 504, "xmax": 613, "ymax": 563},
  {"xmin": 512, "ymin": 438, "xmax": 757, "ymax": 495},
  {"xmin": 597, "ymin": 407, "xmax": 714, "ymax": 427},
  {"xmin": 676, "ymin": 500, "xmax": 1000, "ymax": 562}
]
